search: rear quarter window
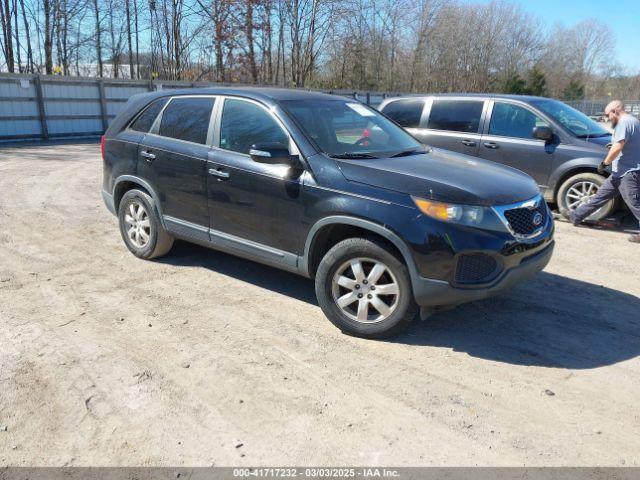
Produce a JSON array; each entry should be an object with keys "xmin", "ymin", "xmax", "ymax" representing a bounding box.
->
[
  {"xmin": 381, "ymin": 99, "xmax": 425, "ymax": 128},
  {"xmin": 427, "ymin": 99, "xmax": 484, "ymax": 133},
  {"xmin": 129, "ymin": 98, "xmax": 168, "ymax": 133}
]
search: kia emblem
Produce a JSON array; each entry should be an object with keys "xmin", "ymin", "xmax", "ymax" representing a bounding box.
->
[{"xmin": 532, "ymin": 212, "xmax": 543, "ymax": 227}]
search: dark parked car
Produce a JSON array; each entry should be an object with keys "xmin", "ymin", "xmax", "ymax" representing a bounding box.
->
[
  {"xmin": 102, "ymin": 88, "xmax": 554, "ymax": 338},
  {"xmin": 379, "ymin": 94, "xmax": 616, "ymax": 220}
]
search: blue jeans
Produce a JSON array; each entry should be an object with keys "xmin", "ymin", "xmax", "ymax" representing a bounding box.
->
[{"xmin": 570, "ymin": 171, "xmax": 640, "ymax": 229}]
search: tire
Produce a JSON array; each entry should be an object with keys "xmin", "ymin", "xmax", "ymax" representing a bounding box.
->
[
  {"xmin": 118, "ymin": 189, "xmax": 174, "ymax": 259},
  {"xmin": 315, "ymin": 237, "xmax": 418, "ymax": 339},
  {"xmin": 556, "ymin": 172, "xmax": 619, "ymax": 221}
]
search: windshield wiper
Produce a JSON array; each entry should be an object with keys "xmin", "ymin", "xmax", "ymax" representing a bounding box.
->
[
  {"xmin": 329, "ymin": 152, "xmax": 379, "ymax": 159},
  {"xmin": 576, "ymin": 133, "xmax": 610, "ymax": 138},
  {"xmin": 391, "ymin": 148, "xmax": 428, "ymax": 158}
]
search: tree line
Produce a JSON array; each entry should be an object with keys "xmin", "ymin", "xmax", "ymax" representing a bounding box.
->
[{"xmin": 3, "ymin": 0, "xmax": 640, "ymax": 99}]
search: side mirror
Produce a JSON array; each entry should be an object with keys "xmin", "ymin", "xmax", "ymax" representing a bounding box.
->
[
  {"xmin": 249, "ymin": 142, "xmax": 294, "ymax": 166},
  {"xmin": 533, "ymin": 126, "xmax": 554, "ymax": 141}
]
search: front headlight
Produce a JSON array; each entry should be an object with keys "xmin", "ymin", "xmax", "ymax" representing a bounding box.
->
[{"xmin": 412, "ymin": 196, "xmax": 505, "ymax": 231}]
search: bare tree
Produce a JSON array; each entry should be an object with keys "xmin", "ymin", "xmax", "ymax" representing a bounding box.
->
[
  {"xmin": 124, "ymin": 0, "xmax": 134, "ymax": 77},
  {"xmin": 12, "ymin": 0, "xmax": 21, "ymax": 71},
  {"xmin": 92, "ymin": 0, "xmax": 103, "ymax": 76},
  {"xmin": 286, "ymin": 0, "xmax": 336, "ymax": 87},
  {"xmin": 133, "ymin": 0, "xmax": 139, "ymax": 77},
  {"xmin": 8, "ymin": 0, "xmax": 638, "ymax": 100},
  {"xmin": 20, "ymin": 0, "xmax": 34, "ymax": 72},
  {"xmin": 1, "ymin": 0, "xmax": 15, "ymax": 71},
  {"xmin": 542, "ymin": 18, "xmax": 615, "ymax": 98},
  {"xmin": 195, "ymin": 0, "xmax": 233, "ymax": 81},
  {"xmin": 242, "ymin": 0, "xmax": 259, "ymax": 83},
  {"xmin": 43, "ymin": 0, "xmax": 54, "ymax": 73}
]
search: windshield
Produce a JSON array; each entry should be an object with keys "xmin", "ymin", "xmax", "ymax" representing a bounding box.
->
[
  {"xmin": 280, "ymin": 99, "xmax": 423, "ymax": 158},
  {"xmin": 530, "ymin": 99, "xmax": 610, "ymax": 138}
]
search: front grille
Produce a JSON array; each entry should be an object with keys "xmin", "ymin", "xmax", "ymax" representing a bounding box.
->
[
  {"xmin": 504, "ymin": 201, "xmax": 547, "ymax": 236},
  {"xmin": 455, "ymin": 254, "xmax": 499, "ymax": 284}
]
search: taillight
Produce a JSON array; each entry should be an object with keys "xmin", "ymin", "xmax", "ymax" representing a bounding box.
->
[{"xmin": 100, "ymin": 135, "xmax": 106, "ymax": 160}]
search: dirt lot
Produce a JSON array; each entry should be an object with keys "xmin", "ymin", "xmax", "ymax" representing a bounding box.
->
[{"xmin": 1, "ymin": 142, "xmax": 639, "ymax": 467}]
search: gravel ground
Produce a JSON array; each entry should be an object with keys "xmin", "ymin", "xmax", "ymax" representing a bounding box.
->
[{"xmin": 1, "ymin": 142, "xmax": 639, "ymax": 467}]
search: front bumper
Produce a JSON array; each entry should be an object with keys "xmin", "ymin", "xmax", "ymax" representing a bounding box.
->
[{"xmin": 412, "ymin": 240, "xmax": 554, "ymax": 307}]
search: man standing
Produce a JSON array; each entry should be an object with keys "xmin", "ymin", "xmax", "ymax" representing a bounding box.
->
[{"xmin": 562, "ymin": 100, "xmax": 640, "ymax": 243}]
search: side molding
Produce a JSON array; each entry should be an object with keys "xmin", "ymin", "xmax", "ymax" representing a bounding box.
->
[{"xmin": 163, "ymin": 215, "xmax": 301, "ymax": 274}]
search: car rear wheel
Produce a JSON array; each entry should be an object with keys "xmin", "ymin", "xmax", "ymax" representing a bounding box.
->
[
  {"xmin": 556, "ymin": 172, "xmax": 618, "ymax": 221},
  {"xmin": 118, "ymin": 189, "xmax": 174, "ymax": 259},
  {"xmin": 315, "ymin": 238, "xmax": 417, "ymax": 338}
]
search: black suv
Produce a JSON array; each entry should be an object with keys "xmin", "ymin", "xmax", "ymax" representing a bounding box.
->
[
  {"xmin": 380, "ymin": 94, "xmax": 616, "ymax": 220},
  {"xmin": 102, "ymin": 88, "xmax": 554, "ymax": 338}
]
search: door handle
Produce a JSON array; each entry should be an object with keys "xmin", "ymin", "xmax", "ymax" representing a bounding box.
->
[
  {"xmin": 208, "ymin": 167, "xmax": 230, "ymax": 179},
  {"xmin": 140, "ymin": 150, "xmax": 156, "ymax": 161},
  {"xmin": 461, "ymin": 139, "xmax": 476, "ymax": 147},
  {"xmin": 483, "ymin": 142, "xmax": 499, "ymax": 149}
]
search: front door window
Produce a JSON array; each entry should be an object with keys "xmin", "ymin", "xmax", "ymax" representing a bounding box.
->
[
  {"xmin": 489, "ymin": 102, "xmax": 549, "ymax": 139},
  {"xmin": 219, "ymin": 98, "xmax": 289, "ymax": 154}
]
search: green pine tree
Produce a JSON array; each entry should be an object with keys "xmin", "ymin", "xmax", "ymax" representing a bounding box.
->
[
  {"xmin": 563, "ymin": 78, "xmax": 585, "ymax": 101},
  {"xmin": 502, "ymin": 73, "xmax": 529, "ymax": 95},
  {"xmin": 527, "ymin": 65, "xmax": 547, "ymax": 97}
]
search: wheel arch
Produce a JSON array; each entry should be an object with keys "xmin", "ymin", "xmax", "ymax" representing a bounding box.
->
[
  {"xmin": 548, "ymin": 158, "xmax": 603, "ymax": 203},
  {"xmin": 113, "ymin": 175, "xmax": 165, "ymax": 227},
  {"xmin": 302, "ymin": 216, "xmax": 418, "ymax": 281}
]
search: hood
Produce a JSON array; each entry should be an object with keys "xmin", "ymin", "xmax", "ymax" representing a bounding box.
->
[
  {"xmin": 581, "ymin": 134, "xmax": 612, "ymax": 148},
  {"xmin": 335, "ymin": 148, "xmax": 540, "ymax": 206}
]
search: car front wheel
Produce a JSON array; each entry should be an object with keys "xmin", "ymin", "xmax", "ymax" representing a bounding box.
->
[
  {"xmin": 315, "ymin": 238, "xmax": 418, "ymax": 338},
  {"xmin": 556, "ymin": 172, "xmax": 619, "ymax": 221}
]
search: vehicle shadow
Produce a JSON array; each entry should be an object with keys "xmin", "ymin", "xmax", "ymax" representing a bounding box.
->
[
  {"xmin": 158, "ymin": 240, "xmax": 318, "ymax": 305},
  {"xmin": 161, "ymin": 241, "xmax": 640, "ymax": 370},
  {"xmin": 394, "ymin": 272, "xmax": 640, "ymax": 369},
  {"xmin": 552, "ymin": 210, "xmax": 639, "ymax": 234}
]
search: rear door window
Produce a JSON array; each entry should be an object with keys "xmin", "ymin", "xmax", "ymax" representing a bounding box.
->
[
  {"xmin": 489, "ymin": 102, "xmax": 549, "ymax": 139},
  {"xmin": 129, "ymin": 98, "xmax": 168, "ymax": 132},
  {"xmin": 427, "ymin": 99, "xmax": 484, "ymax": 133},
  {"xmin": 380, "ymin": 99, "xmax": 425, "ymax": 128},
  {"xmin": 157, "ymin": 97, "xmax": 215, "ymax": 145}
]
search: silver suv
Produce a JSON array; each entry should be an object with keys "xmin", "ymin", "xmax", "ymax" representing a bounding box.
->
[{"xmin": 379, "ymin": 94, "xmax": 616, "ymax": 220}]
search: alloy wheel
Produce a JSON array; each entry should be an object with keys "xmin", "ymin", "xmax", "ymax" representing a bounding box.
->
[
  {"xmin": 331, "ymin": 257, "xmax": 400, "ymax": 324},
  {"xmin": 565, "ymin": 181, "xmax": 600, "ymax": 210},
  {"xmin": 123, "ymin": 201, "xmax": 151, "ymax": 248}
]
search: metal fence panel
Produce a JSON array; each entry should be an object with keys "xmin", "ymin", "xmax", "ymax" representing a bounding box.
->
[
  {"xmin": 43, "ymin": 82, "xmax": 99, "ymax": 100},
  {"xmin": 0, "ymin": 73, "xmax": 414, "ymax": 142},
  {"xmin": 0, "ymin": 80, "xmax": 35, "ymax": 98},
  {"xmin": 45, "ymin": 100, "xmax": 102, "ymax": 116},
  {"xmin": 0, "ymin": 119, "xmax": 41, "ymax": 137},
  {"xmin": 47, "ymin": 118, "xmax": 103, "ymax": 136},
  {"xmin": 1, "ymin": 72, "xmax": 634, "ymax": 142},
  {"xmin": 105, "ymin": 85, "xmax": 148, "ymax": 99},
  {"xmin": 2, "ymin": 99, "xmax": 38, "ymax": 117}
]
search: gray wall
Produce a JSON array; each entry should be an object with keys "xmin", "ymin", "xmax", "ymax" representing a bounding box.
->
[
  {"xmin": 3, "ymin": 72, "xmax": 635, "ymax": 143},
  {"xmin": 0, "ymin": 73, "xmax": 397, "ymax": 142},
  {"xmin": 0, "ymin": 74, "xmax": 152, "ymax": 141}
]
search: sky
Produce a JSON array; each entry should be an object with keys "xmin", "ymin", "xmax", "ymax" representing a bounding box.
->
[{"xmin": 484, "ymin": 0, "xmax": 640, "ymax": 73}]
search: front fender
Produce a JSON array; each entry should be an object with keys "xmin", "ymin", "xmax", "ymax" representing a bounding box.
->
[
  {"xmin": 301, "ymin": 215, "xmax": 420, "ymax": 282},
  {"xmin": 547, "ymin": 157, "xmax": 603, "ymax": 199}
]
